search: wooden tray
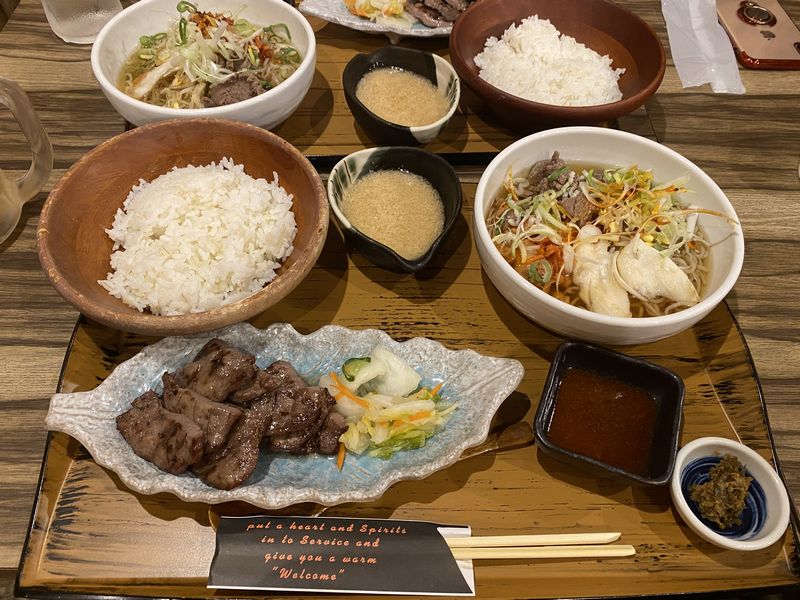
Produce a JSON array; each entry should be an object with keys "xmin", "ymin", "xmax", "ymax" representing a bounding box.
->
[{"xmin": 15, "ymin": 182, "xmax": 800, "ymax": 600}]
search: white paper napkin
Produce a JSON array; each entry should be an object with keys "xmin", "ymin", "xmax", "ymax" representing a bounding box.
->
[{"xmin": 661, "ymin": 0, "xmax": 746, "ymax": 93}]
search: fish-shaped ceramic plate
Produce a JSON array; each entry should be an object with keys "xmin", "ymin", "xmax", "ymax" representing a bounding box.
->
[
  {"xmin": 299, "ymin": 0, "xmax": 451, "ymax": 43},
  {"xmin": 46, "ymin": 322, "xmax": 524, "ymax": 508}
]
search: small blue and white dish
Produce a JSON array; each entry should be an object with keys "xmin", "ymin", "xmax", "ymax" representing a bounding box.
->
[
  {"xmin": 342, "ymin": 46, "xmax": 460, "ymax": 145},
  {"xmin": 670, "ymin": 437, "xmax": 790, "ymax": 551}
]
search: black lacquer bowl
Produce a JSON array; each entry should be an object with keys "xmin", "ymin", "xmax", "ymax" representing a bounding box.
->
[
  {"xmin": 534, "ymin": 341, "xmax": 685, "ymax": 486},
  {"xmin": 327, "ymin": 147, "xmax": 462, "ymax": 273},
  {"xmin": 342, "ymin": 46, "xmax": 460, "ymax": 145}
]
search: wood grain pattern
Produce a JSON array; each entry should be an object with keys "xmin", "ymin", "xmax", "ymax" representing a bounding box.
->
[
  {"xmin": 0, "ymin": 0, "xmax": 798, "ymax": 596},
  {"xmin": 0, "ymin": 0, "xmax": 17, "ymax": 31},
  {"xmin": 14, "ymin": 182, "xmax": 800, "ymax": 599}
]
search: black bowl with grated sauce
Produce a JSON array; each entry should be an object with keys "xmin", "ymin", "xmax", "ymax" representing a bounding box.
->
[
  {"xmin": 327, "ymin": 147, "xmax": 462, "ymax": 273},
  {"xmin": 343, "ymin": 46, "xmax": 461, "ymax": 145}
]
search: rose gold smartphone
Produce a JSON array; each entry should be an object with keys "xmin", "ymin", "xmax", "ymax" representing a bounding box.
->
[{"xmin": 717, "ymin": 0, "xmax": 800, "ymax": 68}]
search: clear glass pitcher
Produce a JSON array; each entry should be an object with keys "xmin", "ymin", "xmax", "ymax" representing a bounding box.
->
[{"xmin": 0, "ymin": 77, "xmax": 53, "ymax": 245}]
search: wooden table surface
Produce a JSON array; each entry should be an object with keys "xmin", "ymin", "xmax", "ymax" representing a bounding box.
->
[{"xmin": 0, "ymin": 0, "xmax": 799, "ymax": 596}]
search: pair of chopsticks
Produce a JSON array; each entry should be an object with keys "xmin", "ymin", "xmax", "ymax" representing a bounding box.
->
[{"xmin": 444, "ymin": 532, "xmax": 635, "ymax": 560}]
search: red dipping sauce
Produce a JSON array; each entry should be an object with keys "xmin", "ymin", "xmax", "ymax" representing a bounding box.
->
[{"xmin": 547, "ymin": 367, "xmax": 658, "ymax": 476}]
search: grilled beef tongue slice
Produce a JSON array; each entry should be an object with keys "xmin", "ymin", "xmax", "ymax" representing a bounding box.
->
[
  {"xmin": 267, "ymin": 385, "xmax": 334, "ymax": 436},
  {"xmin": 269, "ymin": 416, "xmax": 326, "ymax": 453},
  {"xmin": 288, "ymin": 413, "xmax": 347, "ymax": 456},
  {"xmin": 444, "ymin": 0, "xmax": 471, "ymax": 11},
  {"xmin": 274, "ymin": 391, "xmax": 344, "ymax": 455},
  {"xmin": 162, "ymin": 373, "xmax": 243, "ymax": 454},
  {"xmin": 405, "ymin": 2, "xmax": 452, "ymax": 27},
  {"xmin": 317, "ymin": 411, "xmax": 348, "ymax": 455},
  {"xmin": 269, "ymin": 387, "xmax": 337, "ymax": 453},
  {"xmin": 117, "ymin": 391, "xmax": 204, "ymax": 475},
  {"xmin": 423, "ymin": 0, "xmax": 460, "ymax": 21},
  {"xmin": 131, "ymin": 389, "xmax": 161, "ymax": 410},
  {"xmin": 229, "ymin": 360, "xmax": 306, "ymax": 405},
  {"xmin": 175, "ymin": 338, "xmax": 257, "ymax": 402},
  {"xmin": 289, "ymin": 437, "xmax": 319, "ymax": 455},
  {"xmin": 193, "ymin": 395, "xmax": 274, "ymax": 490}
]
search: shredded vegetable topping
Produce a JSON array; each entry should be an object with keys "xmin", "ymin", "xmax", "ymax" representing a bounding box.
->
[
  {"xmin": 320, "ymin": 347, "xmax": 457, "ymax": 460},
  {"xmin": 486, "ymin": 153, "xmax": 736, "ymax": 317},
  {"xmin": 119, "ymin": 2, "xmax": 302, "ymax": 109}
]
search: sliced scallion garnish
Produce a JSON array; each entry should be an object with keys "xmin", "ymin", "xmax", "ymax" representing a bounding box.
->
[
  {"xmin": 176, "ymin": 1, "xmax": 197, "ymax": 13},
  {"xmin": 528, "ymin": 259, "xmax": 553, "ymax": 285}
]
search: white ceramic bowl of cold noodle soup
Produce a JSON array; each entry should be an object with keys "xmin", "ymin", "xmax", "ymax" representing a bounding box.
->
[
  {"xmin": 473, "ymin": 127, "xmax": 744, "ymax": 345},
  {"xmin": 91, "ymin": 0, "xmax": 316, "ymax": 128}
]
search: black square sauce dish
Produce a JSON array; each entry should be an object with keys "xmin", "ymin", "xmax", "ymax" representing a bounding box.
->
[{"xmin": 534, "ymin": 341, "xmax": 685, "ymax": 486}]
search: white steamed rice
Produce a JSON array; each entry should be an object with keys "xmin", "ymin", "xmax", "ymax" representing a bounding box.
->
[
  {"xmin": 99, "ymin": 158, "xmax": 297, "ymax": 316},
  {"xmin": 473, "ymin": 15, "xmax": 625, "ymax": 107}
]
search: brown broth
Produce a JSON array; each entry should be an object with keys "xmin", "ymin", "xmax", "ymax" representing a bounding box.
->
[{"xmin": 547, "ymin": 367, "xmax": 658, "ymax": 475}]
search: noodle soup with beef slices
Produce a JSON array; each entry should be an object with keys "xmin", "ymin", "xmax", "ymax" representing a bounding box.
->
[
  {"xmin": 486, "ymin": 151, "xmax": 730, "ymax": 318},
  {"xmin": 118, "ymin": 3, "xmax": 302, "ymax": 109}
]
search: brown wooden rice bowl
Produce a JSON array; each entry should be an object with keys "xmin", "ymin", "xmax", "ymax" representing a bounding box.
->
[
  {"xmin": 37, "ymin": 118, "xmax": 328, "ymax": 336},
  {"xmin": 449, "ymin": 0, "xmax": 666, "ymax": 129}
]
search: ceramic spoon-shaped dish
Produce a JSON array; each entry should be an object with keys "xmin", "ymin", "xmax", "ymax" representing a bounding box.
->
[{"xmin": 327, "ymin": 146, "xmax": 462, "ymax": 273}]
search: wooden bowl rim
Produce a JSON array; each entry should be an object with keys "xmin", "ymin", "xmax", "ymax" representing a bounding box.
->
[{"xmin": 37, "ymin": 118, "xmax": 328, "ymax": 336}]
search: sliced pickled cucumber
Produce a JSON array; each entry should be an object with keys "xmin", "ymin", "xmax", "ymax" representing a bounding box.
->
[{"xmin": 342, "ymin": 357, "xmax": 371, "ymax": 382}]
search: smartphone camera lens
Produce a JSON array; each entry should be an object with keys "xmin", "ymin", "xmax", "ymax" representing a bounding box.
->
[{"xmin": 738, "ymin": 1, "xmax": 777, "ymax": 26}]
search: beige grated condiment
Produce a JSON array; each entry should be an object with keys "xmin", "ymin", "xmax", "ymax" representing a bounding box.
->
[
  {"xmin": 355, "ymin": 68, "xmax": 450, "ymax": 127},
  {"xmin": 341, "ymin": 170, "xmax": 444, "ymax": 261}
]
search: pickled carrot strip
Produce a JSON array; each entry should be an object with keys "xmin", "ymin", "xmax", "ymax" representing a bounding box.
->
[
  {"xmin": 336, "ymin": 442, "xmax": 346, "ymax": 471},
  {"xmin": 329, "ymin": 372, "xmax": 370, "ymax": 408}
]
